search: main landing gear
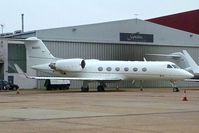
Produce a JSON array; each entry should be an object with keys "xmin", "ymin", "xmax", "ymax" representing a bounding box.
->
[
  {"xmin": 97, "ymin": 85, "xmax": 104, "ymax": 92},
  {"xmin": 170, "ymin": 81, "xmax": 179, "ymax": 92},
  {"xmin": 97, "ymin": 83, "xmax": 106, "ymax": 92},
  {"xmin": 81, "ymin": 81, "xmax": 106, "ymax": 92}
]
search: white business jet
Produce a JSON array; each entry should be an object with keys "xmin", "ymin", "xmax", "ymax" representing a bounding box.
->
[
  {"xmin": 14, "ymin": 37, "xmax": 193, "ymax": 92},
  {"xmin": 147, "ymin": 50, "xmax": 199, "ymax": 81}
]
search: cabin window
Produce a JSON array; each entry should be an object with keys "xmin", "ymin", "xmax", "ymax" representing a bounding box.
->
[
  {"xmin": 124, "ymin": 67, "xmax": 129, "ymax": 72},
  {"xmin": 133, "ymin": 67, "xmax": 138, "ymax": 72},
  {"xmin": 98, "ymin": 67, "xmax": 103, "ymax": 71},
  {"xmin": 167, "ymin": 64, "xmax": 172, "ymax": 68},
  {"xmin": 106, "ymin": 67, "xmax": 112, "ymax": 71},
  {"xmin": 142, "ymin": 67, "xmax": 147, "ymax": 72},
  {"xmin": 115, "ymin": 67, "xmax": 120, "ymax": 71}
]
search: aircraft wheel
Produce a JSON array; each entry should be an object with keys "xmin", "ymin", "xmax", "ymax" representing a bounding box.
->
[
  {"xmin": 81, "ymin": 87, "xmax": 89, "ymax": 92},
  {"xmin": 97, "ymin": 85, "xmax": 105, "ymax": 92},
  {"xmin": 173, "ymin": 87, "xmax": 179, "ymax": 92},
  {"xmin": 3, "ymin": 86, "xmax": 8, "ymax": 91}
]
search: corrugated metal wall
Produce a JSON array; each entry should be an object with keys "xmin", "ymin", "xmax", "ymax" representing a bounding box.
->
[{"xmin": 37, "ymin": 40, "xmax": 199, "ymax": 89}]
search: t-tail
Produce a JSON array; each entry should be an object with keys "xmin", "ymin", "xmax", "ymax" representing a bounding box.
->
[
  {"xmin": 182, "ymin": 50, "xmax": 199, "ymax": 74},
  {"xmin": 24, "ymin": 37, "xmax": 56, "ymax": 67}
]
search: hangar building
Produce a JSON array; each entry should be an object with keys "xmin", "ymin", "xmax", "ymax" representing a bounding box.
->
[{"xmin": 1, "ymin": 14, "xmax": 199, "ymax": 89}]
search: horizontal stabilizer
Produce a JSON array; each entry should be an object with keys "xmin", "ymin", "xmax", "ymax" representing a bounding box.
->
[
  {"xmin": 9, "ymin": 37, "xmax": 39, "ymax": 42},
  {"xmin": 14, "ymin": 64, "xmax": 30, "ymax": 78},
  {"xmin": 146, "ymin": 53, "xmax": 182, "ymax": 60}
]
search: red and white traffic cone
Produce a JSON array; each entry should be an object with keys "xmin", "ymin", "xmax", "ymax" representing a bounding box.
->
[{"xmin": 182, "ymin": 90, "xmax": 188, "ymax": 101}]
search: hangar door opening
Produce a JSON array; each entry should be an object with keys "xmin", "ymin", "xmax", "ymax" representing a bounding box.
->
[
  {"xmin": 0, "ymin": 63, "xmax": 4, "ymax": 80},
  {"xmin": 8, "ymin": 44, "xmax": 26, "ymax": 73}
]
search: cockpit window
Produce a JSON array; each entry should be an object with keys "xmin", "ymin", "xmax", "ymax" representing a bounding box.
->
[
  {"xmin": 172, "ymin": 64, "xmax": 179, "ymax": 69},
  {"xmin": 167, "ymin": 64, "xmax": 180, "ymax": 69},
  {"xmin": 167, "ymin": 64, "xmax": 172, "ymax": 68}
]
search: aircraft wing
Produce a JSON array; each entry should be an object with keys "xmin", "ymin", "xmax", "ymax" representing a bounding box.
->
[
  {"xmin": 25, "ymin": 76, "xmax": 123, "ymax": 81},
  {"xmin": 14, "ymin": 64, "xmax": 123, "ymax": 81},
  {"xmin": 184, "ymin": 79, "xmax": 199, "ymax": 82}
]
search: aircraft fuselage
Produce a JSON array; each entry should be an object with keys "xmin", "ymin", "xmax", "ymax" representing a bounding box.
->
[{"xmin": 32, "ymin": 60, "xmax": 193, "ymax": 81}]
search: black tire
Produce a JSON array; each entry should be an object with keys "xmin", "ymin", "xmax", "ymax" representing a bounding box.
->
[
  {"xmin": 2, "ymin": 86, "xmax": 8, "ymax": 90},
  {"xmin": 12, "ymin": 87, "xmax": 17, "ymax": 91},
  {"xmin": 173, "ymin": 87, "xmax": 179, "ymax": 92}
]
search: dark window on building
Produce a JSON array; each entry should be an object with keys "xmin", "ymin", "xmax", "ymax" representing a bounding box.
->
[{"xmin": 8, "ymin": 44, "xmax": 26, "ymax": 73}]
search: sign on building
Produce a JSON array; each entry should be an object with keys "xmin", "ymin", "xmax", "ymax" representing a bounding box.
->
[{"xmin": 120, "ymin": 33, "xmax": 154, "ymax": 43}]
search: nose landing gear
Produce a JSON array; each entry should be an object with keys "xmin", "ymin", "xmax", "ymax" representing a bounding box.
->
[{"xmin": 170, "ymin": 81, "xmax": 179, "ymax": 92}]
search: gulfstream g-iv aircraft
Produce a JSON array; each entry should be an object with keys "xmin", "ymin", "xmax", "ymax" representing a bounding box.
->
[{"xmin": 14, "ymin": 37, "xmax": 193, "ymax": 92}]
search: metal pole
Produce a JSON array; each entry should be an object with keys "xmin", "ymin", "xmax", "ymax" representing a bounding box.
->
[
  {"xmin": 21, "ymin": 14, "xmax": 24, "ymax": 32},
  {"xmin": 0, "ymin": 24, "xmax": 4, "ymax": 34}
]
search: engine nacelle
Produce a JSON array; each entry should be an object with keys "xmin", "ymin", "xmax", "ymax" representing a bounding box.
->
[{"xmin": 49, "ymin": 58, "xmax": 86, "ymax": 71}]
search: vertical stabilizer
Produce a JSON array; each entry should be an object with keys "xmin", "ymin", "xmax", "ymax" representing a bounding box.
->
[
  {"xmin": 182, "ymin": 50, "xmax": 199, "ymax": 74},
  {"xmin": 24, "ymin": 37, "xmax": 55, "ymax": 66}
]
